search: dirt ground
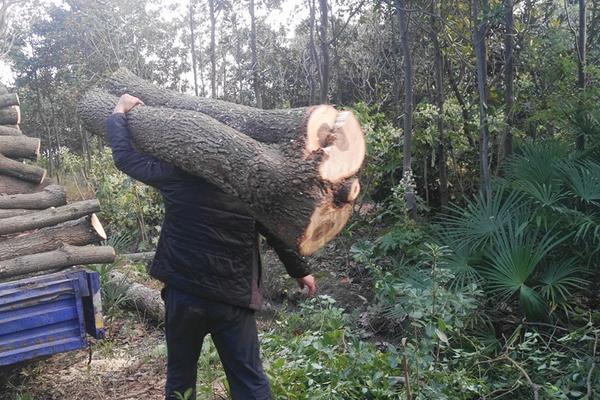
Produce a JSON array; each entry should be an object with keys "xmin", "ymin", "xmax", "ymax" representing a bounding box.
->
[{"xmin": 0, "ymin": 234, "xmax": 374, "ymax": 400}]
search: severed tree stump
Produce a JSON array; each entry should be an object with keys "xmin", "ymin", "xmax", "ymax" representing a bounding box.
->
[{"xmin": 78, "ymin": 87, "xmax": 365, "ymax": 255}]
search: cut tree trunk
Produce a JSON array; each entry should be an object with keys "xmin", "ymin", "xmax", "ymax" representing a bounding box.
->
[
  {"xmin": 0, "ymin": 125, "xmax": 22, "ymax": 136},
  {"xmin": 0, "ymin": 209, "xmax": 37, "ymax": 219},
  {"xmin": 78, "ymin": 89, "xmax": 363, "ymax": 255},
  {"xmin": 103, "ymin": 69, "xmax": 365, "ymax": 181},
  {"xmin": 108, "ymin": 271, "xmax": 165, "ymax": 323},
  {"xmin": 0, "ymin": 136, "xmax": 41, "ymax": 160},
  {"xmin": 0, "ymin": 106, "xmax": 20, "ymax": 125},
  {"xmin": 0, "ymin": 184, "xmax": 66, "ymax": 209},
  {"xmin": 0, "ymin": 153, "xmax": 46, "ymax": 183},
  {"xmin": 0, "ymin": 93, "xmax": 19, "ymax": 109},
  {"xmin": 0, "ymin": 199, "xmax": 100, "ymax": 235},
  {"xmin": 0, "ymin": 214, "xmax": 107, "ymax": 261},
  {"xmin": 0, "ymin": 244, "xmax": 115, "ymax": 280},
  {"xmin": 0, "ymin": 175, "xmax": 48, "ymax": 195}
]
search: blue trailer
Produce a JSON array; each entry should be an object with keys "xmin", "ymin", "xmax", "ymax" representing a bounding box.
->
[{"xmin": 0, "ymin": 269, "xmax": 104, "ymax": 367}]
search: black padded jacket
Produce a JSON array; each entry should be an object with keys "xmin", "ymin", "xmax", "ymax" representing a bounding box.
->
[{"xmin": 106, "ymin": 113, "xmax": 310, "ymax": 310}]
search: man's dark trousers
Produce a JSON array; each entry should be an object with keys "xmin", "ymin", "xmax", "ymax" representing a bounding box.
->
[{"xmin": 163, "ymin": 286, "xmax": 272, "ymax": 400}]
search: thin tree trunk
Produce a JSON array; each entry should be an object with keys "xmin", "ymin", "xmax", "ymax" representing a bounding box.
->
[
  {"xmin": 472, "ymin": 0, "xmax": 491, "ymax": 197},
  {"xmin": 249, "ymin": 0, "xmax": 262, "ymax": 108},
  {"xmin": 308, "ymin": 0, "xmax": 319, "ymax": 105},
  {"xmin": 445, "ymin": 58, "xmax": 476, "ymax": 149},
  {"xmin": 208, "ymin": 0, "xmax": 217, "ymax": 98},
  {"xmin": 576, "ymin": 0, "xmax": 587, "ymax": 151},
  {"xmin": 503, "ymin": 0, "xmax": 514, "ymax": 160},
  {"xmin": 430, "ymin": 0, "xmax": 448, "ymax": 207},
  {"xmin": 318, "ymin": 0, "xmax": 329, "ymax": 103},
  {"xmin": 189, "ymin": 0, "xmax": 199, "ymax": 96},
  {"xmin": 396, "ymin": 0, "xmax": 417, "ymax": 218}
]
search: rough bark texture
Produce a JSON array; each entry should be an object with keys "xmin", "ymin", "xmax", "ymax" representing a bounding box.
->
[
  {"xmin": 0, "ymin": 199, "xmax": 100, "ymax": 235},
  {"xmin": 0, "ymin": 153, "xmax": 46, "ymax": 183},
  {"xmin": 503, "ymin": 0, "xmax": 514, "ymax": 160},
  {"xmin": 0, "ymin": 175, "xmax": 48, "ymax": 195},
  {"xmin": 0, "ymin": 105, "xmax": 19, "ymax": 125},
  {"xmin": 103, "ymin": 69, "xmax": 365, "ymax": 182},
  {"xmin": 0, "ymin": 215, "xmax": 106, "ymax": 261},
  {"xmin": 0, "ymin": 125, "xmax": 21, "ymax": 136},
  {"xmin": 0, "ymin": 209, "xmax": 36, "ymax": 219},
  {"xmin": 78, "ymin": 89, "xmax": 358, "ymax": 255},
  {"xmin": 0, "ymin": 93, "xmax": 19, "ymax": 109},
  {"xmin": 121, "ymin": 252, "xmax": 155, "ymax": 263},
  {"xmin": 109, "ymin": 271, "xmax": 165, "ymax": 323},
  {"xmin": 0, "ymin": 136, "xmax": 40, "ymax": 159},
  {"xmin": 0, "ymin": 244, "xmax": 115, "ymax": 280},
  {"xmin": 0, "ymin": 184, "xmax": 66, "ymax": 209}
]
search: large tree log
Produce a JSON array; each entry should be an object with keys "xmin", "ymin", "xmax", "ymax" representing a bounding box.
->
[
  {"xmin": 0, "ymin": 209, "xmax": 37, "ymax": 219},
  {"xmin": 0, "ymin": 175, "xmax": 48, "ymax": 195},
  {"xmin": 108, "ymin": 271, "xmax": 165, "ymax": 323},
  {"xmin": 104, "ymin": 68, "xmax": 365, "ymax": 182},
  {"xmin": 78, "ymin": 90, "xmax": 358, "ymax": 255},
  {"xmin": 0, "ymin": 214, "xmax": 107, "ymax": 261},
  {"xmin": 0, "ymin": 125, "xmax": 22, "ymax": 136},
  {"xmin": 0, "ymin": 106, "xmax": 20, "ymax": 125},
  {"xmin": 0, "ymin": 244, "xmax": 115, "ymax": 280},
  {"xmin": 0, "ymin": 199, "xmax": 100, "ymax": 235},
  {"xmin": 0, "ymin": 93, "xmax": 19, "ymax": 109},
  {"xmin": 0, "ymin": 184, "xmax": 66, "ymax": 209},
  {"xmin": 0, "ymin": 136, "xmax": 40, "ymax": 160},
  {"xmin": 0, "ymin": 153, "xmax": 46, "ymax": 183}
]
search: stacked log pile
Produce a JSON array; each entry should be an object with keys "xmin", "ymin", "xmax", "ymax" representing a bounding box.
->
[{"xmin": 0, "ymin": 83, "xmax": 115, "ymax": 281}]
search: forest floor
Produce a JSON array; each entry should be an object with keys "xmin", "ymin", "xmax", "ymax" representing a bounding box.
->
[{"xmin": 0, "ymin": 233, "xmax": 375, "ymax": 400}]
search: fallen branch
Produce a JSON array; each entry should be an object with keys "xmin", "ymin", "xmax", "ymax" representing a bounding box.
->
[{"xmin": 108, "ymin": 271, "xmax": 165, "ymax": 324}]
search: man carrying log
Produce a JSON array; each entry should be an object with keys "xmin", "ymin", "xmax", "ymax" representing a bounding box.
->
[{"xmin": 106, "ymin": 94, "xmax": 316, "ymax": 400}]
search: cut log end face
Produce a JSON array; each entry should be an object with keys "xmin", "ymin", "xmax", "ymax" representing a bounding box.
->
[
  {"xmin": 305, "ymin": 107, "xmax": 365, "ymax": 183},
  {"xmin": 299, "ymin": 202, "xmax": 353, "ymax": 256},
  {"xmin": 90, "ymin": 213, "xmax": 107, "ymax": 240}
]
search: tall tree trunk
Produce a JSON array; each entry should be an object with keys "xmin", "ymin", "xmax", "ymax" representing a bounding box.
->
[
  {"xmin": 208, "ymin": 0, "xmax": 217, "ymax": 98},
  {"xmin": 249, "ymin": 0, "xmax": 262, "ymax": 108},
  {"xmin": 396, "ymin": 0, "xmax": 417, "ymax": 218},
  {"xmin": 308, "ymin": 0, "xmax": 319, "ymax": 105},
  {"xmin": 472, "ymin": 0, "xmax": 491, "ymax": 197},
  {"xmin": 189, "ymin": 0, "xmax": 199, "ymax": 96},
  {"xmin": 576, "ymin": 0, "xmax": 587, "ymax": 151},
  {"xmin": 502, "ymin": 0, "xmax": 514, "ymax": 161},
  {"xmin": 430, "ymin": 0, "xmax": 448, "ymax": 208},
  {"xmin": 318, "ymin": 0, "xmax": 330, "ymax": 103}
]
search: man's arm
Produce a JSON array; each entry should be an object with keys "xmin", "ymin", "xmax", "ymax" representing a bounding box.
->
[
  {"xmin": 258, "ymin": 224, "xmax": 316, "ymax": 296},
  {"xmin": 105, "ymin": 94, "xmax": 177, "ymax": 187}
]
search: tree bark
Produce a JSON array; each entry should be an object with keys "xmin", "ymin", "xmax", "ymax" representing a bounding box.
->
[
  {"xmin": 503, "ymin": 0, "xmax": 514, "ymax": 160},
  {"xmin": 103, "ymin": 70, "xmax": 365, "ymax": 180},
  {"xmin": 0, "ymin": 175, "xmax": 48, "ymax": 195},
  {"xmin": 78, "ymin": 90, "xmax": 362, "ymax": 255},
  {"xmin": 249, "ymin": 0, "xmax": 262, "ymax": 108},
  {"xmin": 189, "ymin": 0, "xmax": 199, "ymax": 97},
  {"xmin": 0, "ymin": 153, "xmax": 46, "ymax": 183},
  {"xmin": 0, "ymin": 105, "xmax": 20, "ymax": 125},
  {"xmin": 0, "ymin": 214, "xmax": 107, "ymax": 261},
  {"xmin": 0, "ymin": 136, "xmax": 40, "ymax": 160},
  {"xmin": 208, "ymin": 0, "xmax": 217, "ymax": 98},
  {"xmin": 108, "ymin": 271, "xmax": 165, "ymax": 323},
  {"xmin": 0, "ymin": 199, "xmax": 100, "ymax": 235},
  {"xmin": 0, "ymin": 125, "xmax": 21, "ymax": 136},
  {"xmin": 318, "ymin": 0, "xmax": 330, "ymax": 103},
  {"xmin": 576, "ymin": 0, "xmax": 587, "ymax": 151},
  {"xmin": 0, "ymin": 93, "xmax": 19, "ymax": 109},
  {"xmin": 0, "ymin": 184, "xmax": 66, "ymax": 209},
  {"xmin": 472, "ymin": 0, "xmax": 491, "ymax": 197},
  {"xmin": 396, "ymin": 0, "xmax": 418, "ymax": 218},
  {"xmin": 0, "ymin": 209, "xmax": 36, "ymax": 219},
  {"xmin": 430, "ymin": 0, "xmax": 449, "ymax": 207},
  {"xmin": 0, "ymin": 244, "xmax": 115, "ymax": 280},
  {"xmin": 121, "ymin": 252, "xmax": 155, "ymax": 264}
]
